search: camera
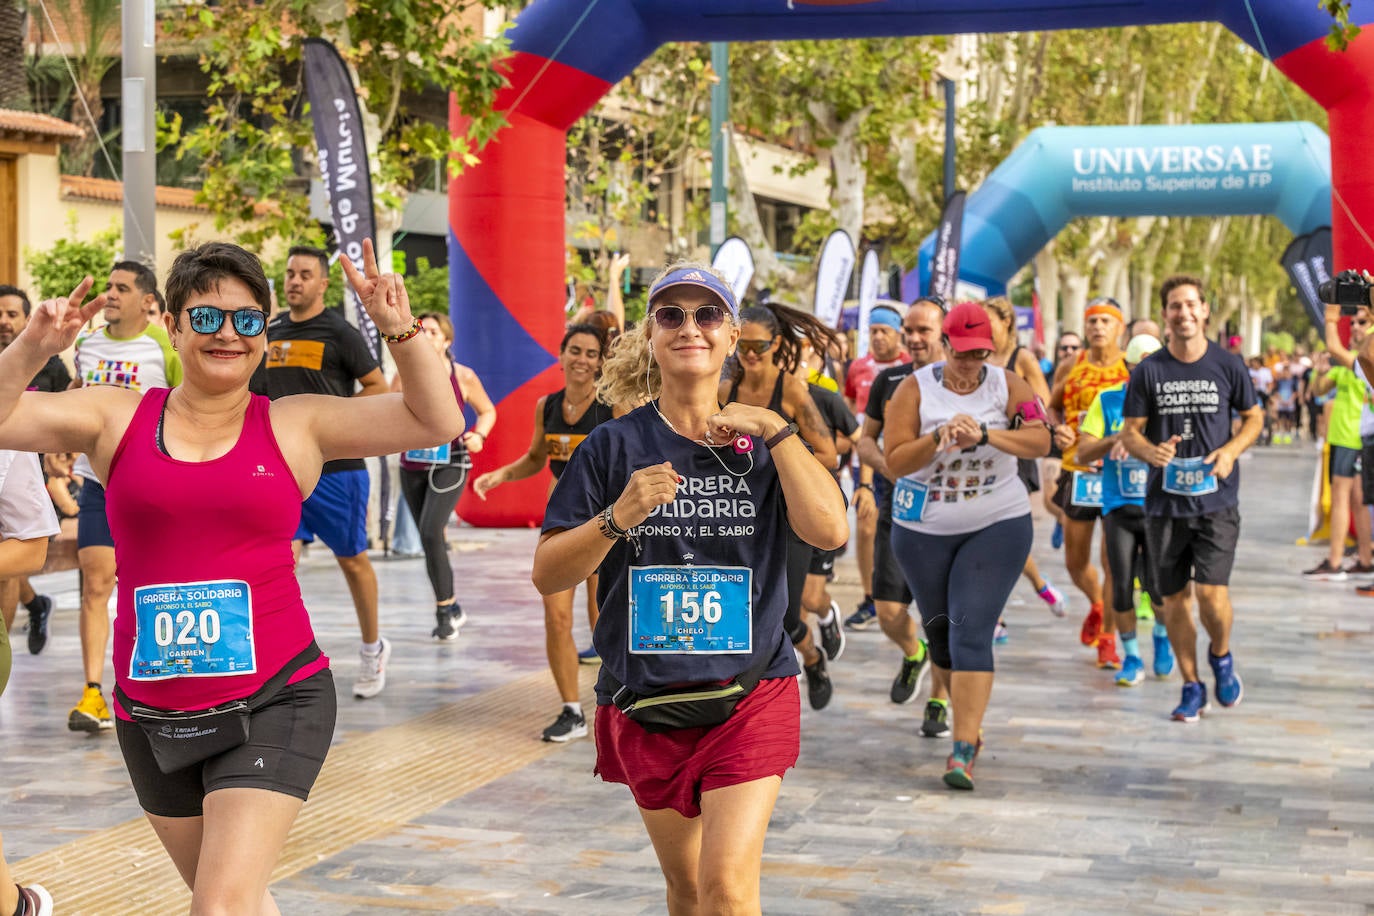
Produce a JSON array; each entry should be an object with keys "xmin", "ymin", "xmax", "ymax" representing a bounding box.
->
[{"xmin": 1317, "ymin": 270, "xmax": 1373, "ymax": 314}]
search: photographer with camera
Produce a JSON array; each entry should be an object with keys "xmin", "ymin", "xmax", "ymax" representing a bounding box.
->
[{"xmin": 1306, "ymin": 296, "xmax": 1374, "ymax": 581}]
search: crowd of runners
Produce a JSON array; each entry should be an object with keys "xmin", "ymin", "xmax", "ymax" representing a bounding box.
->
[{"xmin": 4, "ymin": 243, "xmax": 1371, "ymax": 914}]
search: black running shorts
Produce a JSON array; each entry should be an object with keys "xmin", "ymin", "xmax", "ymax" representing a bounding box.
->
[
  {"xmin": 1052, "ymin": 469, "xmax": 1103, "ymax": 522},
  {"xmin": 872, "ymin": 478, "xmax": 913, "ymax": 605},
  {"xmin": 116, "ymin": 668, "xmax": 337, "ymax": 818},
  {"xmin": 1330, "ymin": 444, "xmax": 1361, "ymax": 480},
  {"xmin": 1144, "ymin": 507, "xmax": 1241, "ymax": 597}
]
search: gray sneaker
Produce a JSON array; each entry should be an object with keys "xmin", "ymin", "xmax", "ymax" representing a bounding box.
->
[
  {"xmin": 890, "ymin": 642, "xmax": 931, "ymax": 705},
  {"xmin": 354, "ymin": 637, "xmax": 392, "ymax": 699},
  {"xmin": 541, "ymin": 708, "xmax": 587, "ymax": 742}
]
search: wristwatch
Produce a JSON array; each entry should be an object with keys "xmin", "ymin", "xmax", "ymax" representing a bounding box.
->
[
  {"xmin": 765, "ymin": 421, "xmax": 799, "ymax": 449},
  {"xmin": 977, "ymin": 422, "xmax": 989, "ymax": 447}
]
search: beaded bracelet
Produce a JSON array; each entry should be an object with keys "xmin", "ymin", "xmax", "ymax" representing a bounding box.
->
[{"xmin": 381, "ymin": 318, "xmax": 423, "ymax": 344}]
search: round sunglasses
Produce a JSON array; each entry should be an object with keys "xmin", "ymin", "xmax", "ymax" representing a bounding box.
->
[
  {"xmin": 650, "ymin": 304, "xmax": 727, "ymax": 331},
  {"xmin": 186, "ymin": 305, "xmax": 267, "ymax": 337}
]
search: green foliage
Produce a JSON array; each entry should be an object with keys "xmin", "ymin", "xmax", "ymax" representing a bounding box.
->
[
  {"xmin": 1321, "ymin": 1, "xmax": 1361, "ymax": 50},
  {"xmin": 393, "ymin": 252, "xmax": 450, "ymax": 317},
  {"xmin": 24, "ymin": 214, "xmax": 119, "ymax": 299},
  {"xmin": 162, "ymin": 0, "xmax": 511, "ymax": 251}
]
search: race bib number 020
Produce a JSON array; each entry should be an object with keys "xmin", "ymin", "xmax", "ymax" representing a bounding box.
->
[
  {"xmin": 628, "ymin": 566, "xmax": 752, "ymax": 654},
  {"xmin": 129, "ymin": 579, "xmax": 256, "ymax": 681}
]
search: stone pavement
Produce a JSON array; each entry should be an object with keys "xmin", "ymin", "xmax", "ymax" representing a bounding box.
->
[{"xmin": 1, "ymin": 445, "xmax": 1372, "ymax": 913}]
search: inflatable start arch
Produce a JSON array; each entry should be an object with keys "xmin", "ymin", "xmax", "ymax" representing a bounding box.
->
[
  {"xmin": 909, "ymin": 121, "xmax": 1332, "ymax": 298},
  {"xmin": 451, "ymin": 0, "xmax": 1374, "ymax": 526}
]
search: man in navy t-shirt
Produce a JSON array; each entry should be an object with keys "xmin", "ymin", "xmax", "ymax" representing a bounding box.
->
[{"xmin": 1121, "ymin": 275, "xmax": 1262, "ymax": 723}]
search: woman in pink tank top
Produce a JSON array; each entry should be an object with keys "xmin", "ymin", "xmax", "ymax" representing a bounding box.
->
[{"xmin": 0, "ymin": 240, "xmax": 463, "ymax": 914}]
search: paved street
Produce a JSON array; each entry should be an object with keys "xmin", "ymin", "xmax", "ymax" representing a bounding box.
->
[{"xmin": 1, "ymin": 444, "xmax": 1370, "ymax": 914}]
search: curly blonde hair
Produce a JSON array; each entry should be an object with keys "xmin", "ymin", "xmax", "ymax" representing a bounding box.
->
[{"xmin": 596, "ymin": 261, "xmax": 737, "ymax": 409}]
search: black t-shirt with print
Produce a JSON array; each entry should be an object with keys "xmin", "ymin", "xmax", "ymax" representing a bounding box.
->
[
  {"xmin": 543, "ymin": 404, "xmax": 798, "ymax": 702},
  {"xmin": 254, "ymin": 308, "xmax": 380, "ymax": 474},
  {"xmin": 1123, "ymin": 340, "xmax": 1256, "ymax": 518}
]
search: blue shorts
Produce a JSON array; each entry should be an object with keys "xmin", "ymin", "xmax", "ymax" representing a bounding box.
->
[
  {"xmin": 297, "ymin": 469, "xmax": 370, "ymax": 557},
  {"xmin": 77, "ymin": 479, "xmax": 114, "ymax": 550}
]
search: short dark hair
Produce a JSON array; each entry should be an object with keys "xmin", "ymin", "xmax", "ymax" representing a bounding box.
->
[
  {"xmin": 287, "ymin": 245, "xmax": 330, "ymax": 276},
  {"xmin": 151, "ymin": 289, "xmax": 166, "ymax": 315},
  {"xmin": 1159, "ymin": 275, "xmax": 1206, "ymax": 310},
  {"xmin": 562, "ymin": 322, "xmax": 607, "ymax": 354},
  {"xmin": 165, "ymin": 243, "xmax": 271, "ymax": 321},
  {"xmin": 111, "ymin": 260, "xmax": 157, "ymax": 297},
  {"xmin": 0, "ymin": 285, "xmax": 30, "ymax": 316}
]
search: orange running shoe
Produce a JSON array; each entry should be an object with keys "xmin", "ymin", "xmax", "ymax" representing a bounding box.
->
[
  {"xmin": 1096, "ymin": 633, "xmax": 1122, "ymax": 669},
  {"xmin": 1080, "ymin": 603, "xmax": 1103, "ymax": 646}
]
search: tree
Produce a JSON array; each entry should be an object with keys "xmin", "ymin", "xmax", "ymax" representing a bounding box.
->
[
  {"xmin": 0, "ymin": 0, "xmax": 27, "ymax": 109},
  {"xmin": 29, "ymin": 0, "xmax": 121, "ymax": 176},
  {"xmin": 24, "ymin": 213, "xmax": 119, "ymax": 299},
  {"xmin": 1322, "ymin": 1, "xmax": 1360, "ymax": 50},
  {"xmin": 162, "ymin": 0, "xmax": 510, "ymax": 252}
]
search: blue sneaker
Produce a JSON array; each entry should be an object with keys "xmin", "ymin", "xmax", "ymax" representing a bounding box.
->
[
  {"xmin": 1051, "ymin": 521, "xmax": 1064, "ymax": 550},
  {"xmin": 1152, "ymin": 628, "xmax": 1174, "ymax": 678},
  {"xmin": 1116, "ymin": 654, "xmax": 1145, "ymax": 686},
  {"xmin": 1171, "ymin": 681, "xmax": 1210, "ymax": 722},
  {"xmin": 577, "ymin": 646, "xmax": 601, "ymax": 665},
  {"xmin": 845, "ymin": 597, "xmax": 877, "ymax": 630},
  {"xmin": 1208, "ymin": 651, "xmax": 1243, "ymax": 707}
]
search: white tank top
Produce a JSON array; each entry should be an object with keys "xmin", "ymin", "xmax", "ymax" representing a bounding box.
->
[{"xmin": 893, "ymin": 362, "xmax": 1030, "ymax": 536}]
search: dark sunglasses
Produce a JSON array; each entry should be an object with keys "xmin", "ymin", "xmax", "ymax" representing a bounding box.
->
[
  {"xmin": 1058, "ymin": 343, "xmax": 1082, "ymax": 352},
  {"xmin": 651, "ymin": 304, "xmax": 727, "ymax": 331},
  {"xmin": 186, "ymin": 305, "xmax": 267, "ymax": 337},
  {"xmin": 736, "ymin": 338, "xmax": 775, "ymax": 355}
]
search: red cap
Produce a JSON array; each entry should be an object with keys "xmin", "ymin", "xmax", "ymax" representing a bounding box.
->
[{"xmin": 943, "ymin": 302, "xmax": 995, "ymax": 352}]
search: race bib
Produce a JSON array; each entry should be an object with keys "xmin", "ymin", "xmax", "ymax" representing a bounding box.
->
[
  {"xmin": 1163, "ymin": 456, "xmax": 1218, "ymax": 496},
  {"xmin": 1117, "ymin": 458, "xmax": 1149, "ymax": 500},
  {"xmin": 1070, "ymin": 470, "xmax": 1104, "ymax": 508},
  {"xmin": 892, "ymin": 478, "xmax": 929, "ymax": 523},
  {"xmin": 628, "ymin": 566, "xmax": 752, "ymax": 654},
  {"xmin": 130, "ymin": 580, "xmax": 256, "ymax": 681},
  {"xmin": 404, "ymin": 443, "xmax": 451, "ymax": 465}
]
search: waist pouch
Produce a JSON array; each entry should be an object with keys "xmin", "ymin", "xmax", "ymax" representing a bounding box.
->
[
  {"xmin": 607, "ymin": 653, "xmax": 772, "ymax": 734},
  {"xmin": 115, "ymin": 642, "xmax": 322, "ymax": 775}
]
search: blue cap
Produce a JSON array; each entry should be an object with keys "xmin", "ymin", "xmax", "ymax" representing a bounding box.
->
[{"xmin": 648, "ymin": 267, "xmax": 739, "ymax": 317}]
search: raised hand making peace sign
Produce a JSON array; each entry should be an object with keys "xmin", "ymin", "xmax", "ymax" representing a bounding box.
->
[
  {"xmin": 26, "ymin": 276, "xmax": 108, "ymax": 357},
  {"xmin": 339, "ymin": 239, "xmax": 416, "ymax": 339}
]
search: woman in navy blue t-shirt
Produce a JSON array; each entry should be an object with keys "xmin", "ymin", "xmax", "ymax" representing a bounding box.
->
[{"xmin": 533, "ymin": 263, "xmax": 847, "ymax": 914}]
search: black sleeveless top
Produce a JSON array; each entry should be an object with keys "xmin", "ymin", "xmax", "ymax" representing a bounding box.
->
[
  {"xmin": 544, "ymin": 388, "xmax": 613, "ymax": 480},
  {"xmin": 726, "ymin": 372, "xmax": 791, "ymax": 422}
]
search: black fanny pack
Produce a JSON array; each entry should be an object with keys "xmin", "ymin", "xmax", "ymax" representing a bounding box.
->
[
  {"xmin": 115, "ymin": 642, "xmax": 322, "ymax": 774},
  {"xmin": 607, "ymin": 653, "xmax": 773, "ymax": 734}
]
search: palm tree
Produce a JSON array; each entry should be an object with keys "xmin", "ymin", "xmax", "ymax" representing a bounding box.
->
[
  {"xmin": 0, "ymin": 0, "xmax": 28, "ymax": 109},
  {"xmin": 35, "ymin": 0, "xmax": 119, "ymax": 175}
]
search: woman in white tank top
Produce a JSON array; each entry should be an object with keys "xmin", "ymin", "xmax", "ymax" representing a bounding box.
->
[{"xmin": 883, "ymin": 303, "xmax": 1051, "ymax": 790}]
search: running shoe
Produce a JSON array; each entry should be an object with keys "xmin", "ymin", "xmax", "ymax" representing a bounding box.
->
[
  {"xmin": 26, "ymin": 593, "xmax": 52, "ymax": 655},
  {"xmin": 1208, "ymin": 651, "xmax": 1243, "ymax": 707},
  {"xmin": 1134, "ymin": 584, "xmax": 1154, "ymax": 622},
  {"xmin": 1037, "ymin": 581, "xmax": 1068, "ymax": 617},
  {"xmin": 943, "ymin": 741, "xmax": 978, "ymax": 790},
  {"xmin": 844, "ymin": 596, "xmax": 877, "ymax": 630},
  {"xmin": 1152, "ymin": 627, "xmax": 1175, "ymax": 678},
  {"xmin": 15, "ymin": 883, "xmax": 52, "ymax": 916},
  {"xmin": 353, "ymin": 637, "xmax": 392, "ymax": 699},
  {"xmin": 1171, "ymin": 681, "xmax": 1210, "ymax": 723},
  {"xmin": 1050, "ymin": 521, "xmax": 1063, "ymax": 549},
  {"xmin": 68, "ymin": 686, "xmax": 112, "ymax": 732},
  {"xmin": 1302, "ymin": 559, "xmax": 1347, "ymax": 581},
  {"xmin": 541, "ymin": 708, "xmax": 587, "ymax": 743},
  {"xmin": 1357, "ymin": 582, "xmax": 1374, "ymax": 597},
  {"xmin": 1347, "ymin": 561, "xmax": 1374, "ymax": 578},
  {"xmin": 890, "ymin": 642, "xmax": 930, "ymax": 705},
  {"xmin": 1116, "ymin": 654, "xmax": 1145, "ymax": 686},
  {"xmin": 577, "ymin": 646, "xmax": 601, "ymax": 665},
  {"xmin": 920, "ymin": 699, "xmax": 950, "ymax": 738},
  {"xmin": 432, "ymin": 604, "xmax": 464, "ymax": 641},
  {"xmin": 818, "ymin": 600, "xmax": 846, "ymax": 661},
  {"xmin": 1080, "ymin": 604, "xmax": 1103, "ymax": 646},
  {"xmin": 1096, "ymin": 633, "xmax": 1121, "ymax": 670},
  {"xmin": 804, "ymin": 654, "xmax": 833, "ymax": 711},
  {"xmin": 993, "ymin": 621, "xmax": 1009, "ymax": 645}
]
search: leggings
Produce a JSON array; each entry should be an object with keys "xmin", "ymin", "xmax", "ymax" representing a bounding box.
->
[
  {"xmin": 399, "ymin": 465, "xmax": 467, "ymax": 602},
  {"xmin": 1103, "ymin": 504, "xmax": 1161, "ymax": 613},
  {"xmin": 891, "ymin": 515, "xmax": 1032, "ymax": 673}
]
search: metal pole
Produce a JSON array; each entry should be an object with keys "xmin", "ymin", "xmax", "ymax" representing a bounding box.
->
[
  {"xmin": 709, "ymin": 42, "xmax": 729, "ymax": 259},
  {"xmin": 942, "ymin": 77, "xmax": 956, "ymax": 204},
  {"xmin": 121, "ymin": 0, "xmax": 156, "ymax": 266}
]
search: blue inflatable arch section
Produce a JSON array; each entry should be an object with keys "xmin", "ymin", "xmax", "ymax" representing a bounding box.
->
[
  {"xmin": 453, "ymin": 0, "xmax": 1374, "ymax": 526},
  {"xmin": 909, "ymin": 121, "xmax": 1332, "ymax": 298}
]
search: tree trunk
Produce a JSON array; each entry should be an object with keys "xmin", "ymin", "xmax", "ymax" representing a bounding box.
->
[
  {"xmin": 727, "ymin": 130, "xmax": 795, "ymax": 291},
  {"xmin": 808, "ymin": 100, "xmax": 871, "ymax": 246},
  {"xmin": 1034, "ymin": 244, "xmax": 1061, "ymax": 344},
  {"xmin": 0, "ymin": 0, "xmax": 28, "ymax": 109},
  {"xmin": 1060, "ymin": 266, "xmax": 1091, "ymax": 336}
]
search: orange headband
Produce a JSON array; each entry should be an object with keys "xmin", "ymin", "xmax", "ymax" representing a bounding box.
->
[{"xmin": 1084, "ymin": 302, "xmax": 1124, "ymax": 323}]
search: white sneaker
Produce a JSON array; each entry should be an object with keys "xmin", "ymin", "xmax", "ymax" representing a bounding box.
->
[
  {"xmin": 354, "ymin": 637, "xmax": 392, "ymax": 698},
  {"xmin": 18, "ymin": 884, "xmax": 53, "ymax": 916}
]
